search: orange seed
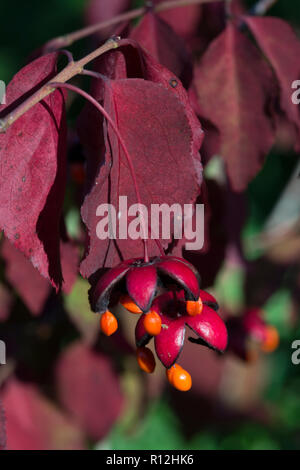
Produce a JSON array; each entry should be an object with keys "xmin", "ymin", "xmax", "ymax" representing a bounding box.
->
[
  {"xmin": 119, "ymin": 294, "xmax": 143, "ymax": 314},
  {"xmin": 100, "ymin": 310, "xmax": 118, "ymax": 336},
  {"xmin": 261, "ymin": 325, "xmax": 280, "ymax": 353},
  {"xmin": 143, "ymin": 311, "xmax": 162, "ymax": 336},
  {"xmin": 186, "ymin": 298, "xmax": 203, "ymax": 316},
  {"xmin": 136, "ymin": 347, "xmax": 156, "ymax": 373},
  {"xmin": 166, "ymin": 363, "xmax": 192, "ymax": 391}
]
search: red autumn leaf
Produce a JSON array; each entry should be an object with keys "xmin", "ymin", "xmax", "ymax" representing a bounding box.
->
[
  {"xmin": 1, "ymin": 378, "xmax": 85, "ymax": 450},
  {"xmin": 154, "ymin": 0, "xmax": 202, "ymax": 39},
  {"xmin": 244, "ymin": 16, "xmax": 300, "ymax": 150},
  {"xmin": 130, "ymin": 12, "xmax": 192, "ymax": 86},
  {"xmin": 188, "ymin": 85, "xmax": 221, "ymax": 165},
  {"xmin": 0, "ymin": 399, "xmax": 6, "ymax": 450},
  {"xmin": 190, "ymin": 0, "xmax": 246, "ymax": 56},
  {"xmin": 78, "ymin": 40, "xmax": 203, "ymax": 278},
  {"xmin": 0, "ymin": 53, "xmax": 67, "ymax": 289},
  {"xmin": 85, "ymin": 0, "xmax": 131, "ymax": 38},
  {"xmin": 2, "ymin": 238, "xmax": 79, "ymax": 315},
  {"xmin": 2, "ymin": 238, "xmax": 51, "ymax": 316},
  {"xmin": 80, "ymin": 77, "xmax": 202, "ymax": 278},
  {"xmin": 194, "ymin": 23, "xmax": 275, "ymax": 191},
  {"xmin": 55, "ymin": 342, "xmax": 123, "ymax": 440},
  {"xmin": 112, "ymin": 40, "xmax": 204, "ymax": 175},
  {"xmin": 78, "ymin": 39, "xmax": 203, "ymax": 190}
]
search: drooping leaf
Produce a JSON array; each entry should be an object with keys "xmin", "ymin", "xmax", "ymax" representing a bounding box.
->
[
  {"xmin": 2, "ymin": 238, "xmax": 78, "ymax": 315},
  {"xmin": 154, "ymin": 0, "xmax": 202, "ymax": 40},
  {"xmin": 194, "ymin": 23, "xmax": 275, "ymax": 191},
  {"xmin": 130, "ymin": 12, "xmax": 192, "ymax": 86},
  {"xmin": 85, "ymin": 0, "xmax": 131, "ymax": 38},
  {"xmin": 55, "ymin": 342, "xmax": 124, "ymax": 440},
  {"xmin": 78, "ymin": 40, "xmax": 203, "ymax": 278},
  {"xmin": 115, "ymin": 39, "xmax": 204, "ymax": 176},
  {"xmin": 80, "ymin": 78, "xmax": 201, "ymax": 278},
  {"xmin": 78, "ymin": 39, "xmax": 203, "ymax": 192},
  {"xmin": 0, "ymin": 53, "xmax": 67, "ymax": 289},
  {"xmin": 1, "ymin": 378, "xmax": 85, "ymax": 450},
  {"xmin": 245, "ymin": 16, "xmax": 300, "ymax": 150},
  {"xmin": 2, "ymin": 238, "xmax": 51, "ymax": 316}
]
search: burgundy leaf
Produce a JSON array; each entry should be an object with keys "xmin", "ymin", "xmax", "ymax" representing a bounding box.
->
[
  {"xmin": 112, "ymin": 40, "xmax": 204, "ymax": 180},
  {"xmin": 78, "ymin": 41, "xmax": 203, "ymax": 234},
  {"xmin": 2, "ymin": 238, "xmax": 51, "ymax": 316},
  {"xmin": 188, "ymin": 85, "xmax": 221, "ymax": 166},
  {"xmin": 130, "ymin": 12, "xmax": 192, "ymax": 86},
  {"xmin": 2, "ymin": 238, "xmax": 77, "ymax": 315},
  {"xmin": 120, "ymin": 39, "xmax": 204, "ymax": 159},
  {"xmin": 154, "ymin": 0, "xmax": 202, "ymax": 39},
  {"xmin": 245, "ymin": 16, "xmax": 300, "ymax": 150},
  {"xmin": 0, "ymin": 398, "xmax": 6, "ymax": 450},
  {"xmin": 55, "ymin": 342, "xmax": 124, "ymax": 440},
  {"xmin": 0, "ymin": 53, "xmax": 67, "ymax": 289},
  {"xmin": 85, "ymin": 0, "xmax": 131, "ymax": 38},
  {"xmin": 1, "ymin": 378, "xmax": 85, "ymax": 450},
  {"xmin": 194, "ymin": 23, "xmax": 275, "ymax": 191},
  {"xmin": 80, "ymin": 77, "xmax": 201, "ymax": 277}
]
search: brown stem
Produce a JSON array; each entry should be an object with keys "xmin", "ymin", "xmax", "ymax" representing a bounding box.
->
[
  {"xmin": 42, "ymin": 0, "xmax": 224, "ymax": 52},
  {"xmin": 0, "ymin": 38, "xmax": 119, "ymax": 133}
]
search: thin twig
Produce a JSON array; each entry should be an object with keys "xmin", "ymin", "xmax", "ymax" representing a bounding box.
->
[
  {"xmin": 0, "ymin": 38, "xmax": 119, "ymax": 133},
  {"xmin": 80, "ymin": 69, "xmax": 106, "ymax": 80},
  {"xmin": 43, "ymin": 0, "xmax": 223, "ymax": 52}
]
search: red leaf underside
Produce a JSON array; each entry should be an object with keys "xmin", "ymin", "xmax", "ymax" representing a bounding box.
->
[
  {"xmin": 194, "ymin": 23, "xmax": 275, "ymax": 191},
  {"xmin": 0, "ymin": 53, "xmax": 67, "ymax": 289}
]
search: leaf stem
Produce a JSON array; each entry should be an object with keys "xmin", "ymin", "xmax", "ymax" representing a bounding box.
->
[
  {"xmin": 48, "ymin": 81, "xmax": 150, "ymax": 262},
  {"xmin": 0, "ymin": 38, "xmax": 119, "ymax": 133},
  {"xmin": 42, "ymin": 0, "xmax": 224, "ymax": 52}
]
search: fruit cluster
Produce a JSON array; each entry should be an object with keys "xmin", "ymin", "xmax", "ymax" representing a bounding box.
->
[
  {"xmin": 227, "ymin": 308, "xmax": 280, "ymax": 362},
  {"xmin": 90, "ymin": 256, "xmax": 228, "ymax": 392}
]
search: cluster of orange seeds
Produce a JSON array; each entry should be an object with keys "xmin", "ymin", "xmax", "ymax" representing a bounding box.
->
[{"xmin": 99, "ymin": 293, "xmax": 203, "ymax": 392}]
